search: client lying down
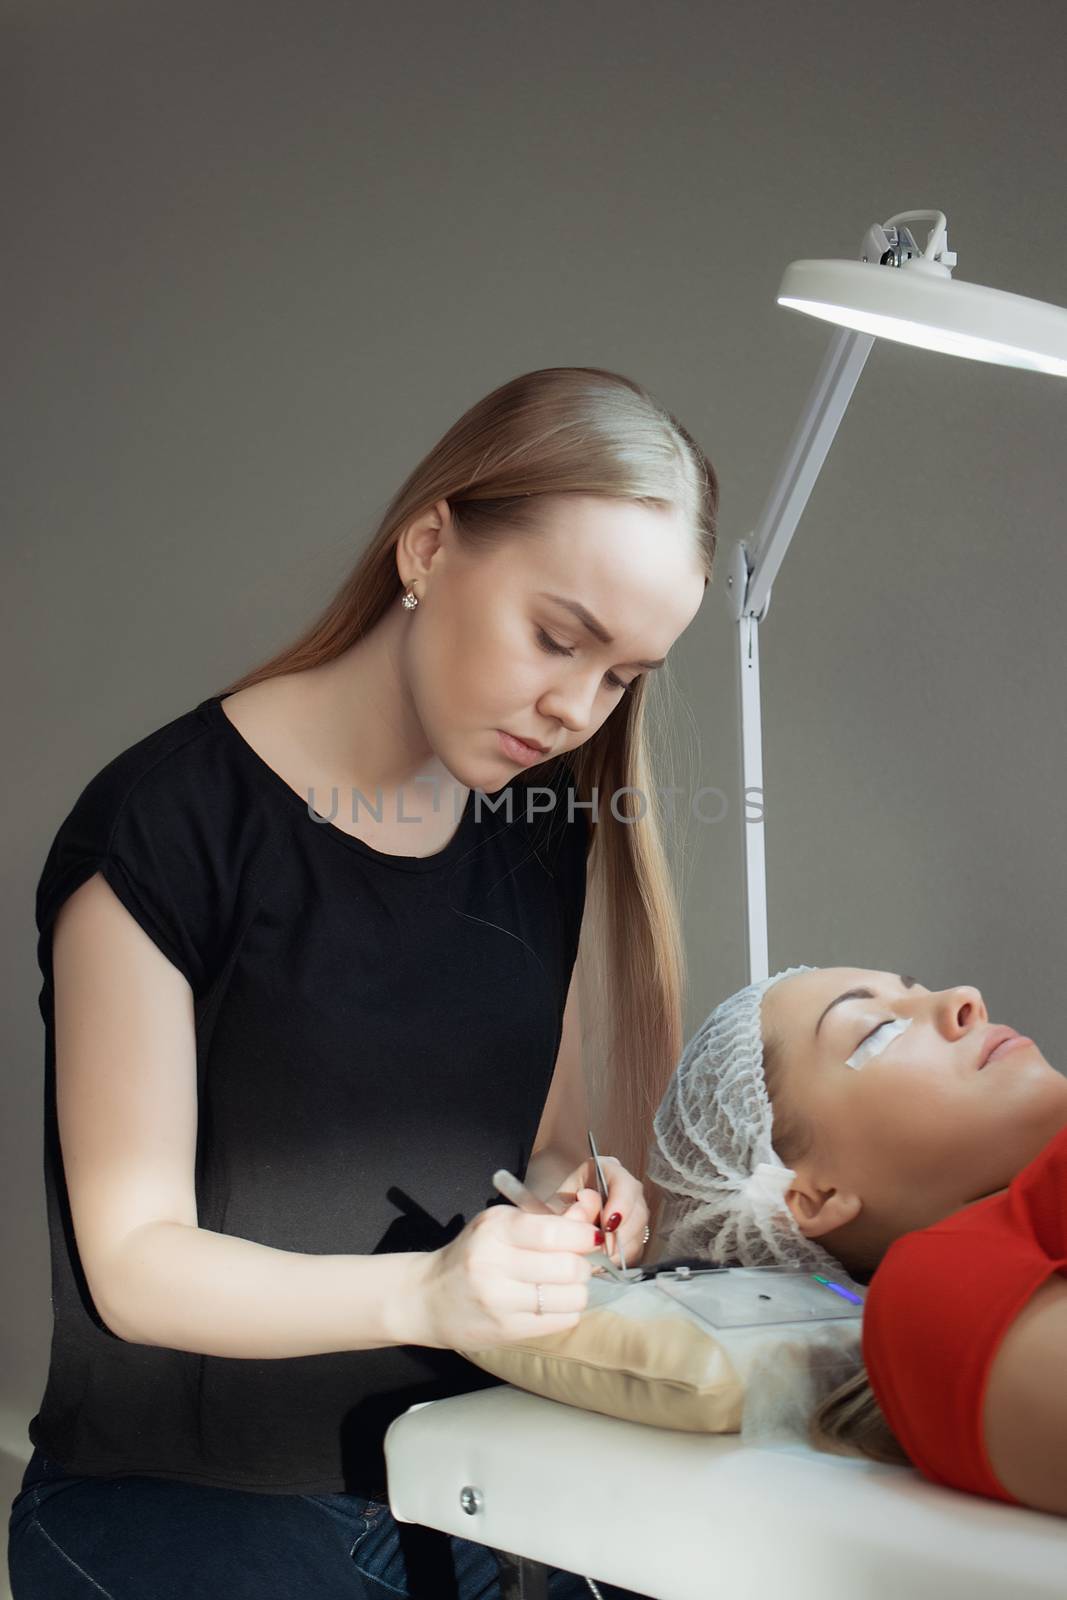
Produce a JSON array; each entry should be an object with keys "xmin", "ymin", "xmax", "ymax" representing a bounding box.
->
[{"xmin": 647, "ymin": 964, "xmax": 1067, "ymax": 1518}]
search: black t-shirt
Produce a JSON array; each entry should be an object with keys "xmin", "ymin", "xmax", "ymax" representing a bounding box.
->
[{"xmin": 30, "ymin": 692, "xmax": 590, "ymax": 1495}]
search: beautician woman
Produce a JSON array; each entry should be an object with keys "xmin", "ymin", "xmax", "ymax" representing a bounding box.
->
[{"xmin": 9, "ymin": 366, "xmax": 714, "ymax": 1599}]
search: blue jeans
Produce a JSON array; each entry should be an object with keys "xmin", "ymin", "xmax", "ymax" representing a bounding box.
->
[{"xmin": 8, "ymin": 1447, "xmax": 646, "ymax": 1599}]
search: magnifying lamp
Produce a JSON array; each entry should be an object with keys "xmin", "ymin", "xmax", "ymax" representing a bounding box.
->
[
  {"xmin": 780, "ymin": 210, "xmax": 1067, "ymax": 376},
  {"xmin": 729, "ymin": 209, "xmax": 1067, "ymax": 984}
]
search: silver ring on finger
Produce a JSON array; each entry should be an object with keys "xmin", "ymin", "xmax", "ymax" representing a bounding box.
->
[{"xmin": 535, "ymin": 1283, "xmax": 544, "ymax": 1316}]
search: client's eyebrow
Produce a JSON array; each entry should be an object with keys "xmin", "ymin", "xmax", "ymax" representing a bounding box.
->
[{"xmin": 814, "ymin": 975, "xmax": 919, "ymax": 1040}]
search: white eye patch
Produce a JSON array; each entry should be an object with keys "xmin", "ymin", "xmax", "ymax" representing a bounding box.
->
[{"xmin": 844, "ymin": 1015, "xmax": 913, "ymax": 1070}]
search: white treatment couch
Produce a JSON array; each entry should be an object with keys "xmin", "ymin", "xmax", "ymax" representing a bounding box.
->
[{"xmin": 384, "ymin": 1383, "xmax": 1067, "ymax": 1600}]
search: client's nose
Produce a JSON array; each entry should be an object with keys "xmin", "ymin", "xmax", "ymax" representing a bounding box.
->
[{"xmin": 933, "ymin": 984, "xmax": 988, "ymax": 1038}]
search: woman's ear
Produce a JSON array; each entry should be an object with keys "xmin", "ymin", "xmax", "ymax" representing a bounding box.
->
[{"xmin": 783, "ymin": 1171, "xmax": 862, "ymax": 1240}]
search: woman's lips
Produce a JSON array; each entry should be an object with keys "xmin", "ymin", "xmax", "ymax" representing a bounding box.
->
[
  {"xmin": 982, "ymin": 1033, "xmax": 1034, "ymax": 1067},
  {"xmin": 497, "ymin": 729, "xmax": 546, "ymax": 766}
]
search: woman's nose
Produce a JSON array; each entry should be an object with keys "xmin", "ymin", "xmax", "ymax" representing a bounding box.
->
[
  {"xmin": 539, "ymin": 680, "xmax": 599, "ymax": 733},
  {"xmin": 934, "ymin": 984, "xmax": 988, "ymax": 1038}
]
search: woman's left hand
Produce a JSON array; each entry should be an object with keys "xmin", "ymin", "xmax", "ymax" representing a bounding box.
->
[{"xmin": 551, "ymin": 1156, "xmax": 650, "ymax": 1268}]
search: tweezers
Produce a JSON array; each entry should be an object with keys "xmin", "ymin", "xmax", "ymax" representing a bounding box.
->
[{"xmin": 587, "ymin": 1129, "xmax": 627, "ymax": 1275}]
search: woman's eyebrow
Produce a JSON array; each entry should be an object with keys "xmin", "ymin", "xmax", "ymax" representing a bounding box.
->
[{"xmin": 813, "ymin": 975, "xmax": 919, "ymax": 1040}]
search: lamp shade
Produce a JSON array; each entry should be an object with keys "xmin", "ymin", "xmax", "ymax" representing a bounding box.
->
[{"xmin": 778, "ymin": 258, "xmax": 1067, "ymax": 377}]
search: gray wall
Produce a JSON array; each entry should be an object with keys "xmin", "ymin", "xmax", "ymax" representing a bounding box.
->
[{"xmin": 5, "ymin": 0, "xmax": 1066, "ymax": 1568}]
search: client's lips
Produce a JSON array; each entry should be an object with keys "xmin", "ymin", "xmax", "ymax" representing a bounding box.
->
[{"xmin": 978, "ymin": 1026, "xmax": 1028, "ymax": 1069}]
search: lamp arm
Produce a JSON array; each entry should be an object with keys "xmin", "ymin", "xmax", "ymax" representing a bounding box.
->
[
  {"xmin": 728, "ymin": 321, "xmax": 874, "ymax": 984},
  {"xmin": 729, "ymin": 324, "xmax": 875, "ymax": 625}
]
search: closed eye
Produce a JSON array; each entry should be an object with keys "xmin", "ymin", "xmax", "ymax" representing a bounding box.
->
[
  {"xmin": 848, "ymin": 1018, "xmax": 907, "ymax": 1065},
  {"xmin": 859, "ymin": 1019, "xmax": 895, "ymax": 1048},
  {"xmin": 535, "ymin": 626, "xmax": 635, "ymax": 693}
]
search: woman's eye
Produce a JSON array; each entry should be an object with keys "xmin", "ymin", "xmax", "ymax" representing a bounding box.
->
[
  {"xmin": 535, "ymin": 627, "xmax": 634, "ymax": 693},
  {"xmin": 862, "ymin": 1021, "xmax": 893, "ymax": 1047},
  {"xmin": 844, "ymin": 1016, "xmax": 913, "ymax": 1071},
  {"xmin": 536, "ymin": 626, "xmax": 573, "ymax": 658}
]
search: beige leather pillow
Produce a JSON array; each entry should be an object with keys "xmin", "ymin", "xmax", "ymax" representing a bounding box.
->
[
  {"xmin": 456, "ymin": 1270, "xmax": 865, "ymax": 1435},
  {"xmin": 460, "ymin": 1275, "xmax": 742, "ymax": 1431}
]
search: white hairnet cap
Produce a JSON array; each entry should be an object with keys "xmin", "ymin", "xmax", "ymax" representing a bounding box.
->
[{"xmin": 647, "ymin": 964, "xmax": 861, "ymax": 1285}]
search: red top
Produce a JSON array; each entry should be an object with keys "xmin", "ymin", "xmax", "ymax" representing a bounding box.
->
[{"xmin": 862, "ymin": 1120, "xmax": 1067, "ymax": 1505}]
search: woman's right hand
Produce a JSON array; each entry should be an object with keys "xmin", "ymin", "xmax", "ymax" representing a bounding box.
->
[{"xmin": 411, "ymin": 1193, "xmax": 605, "ymax": 1350}]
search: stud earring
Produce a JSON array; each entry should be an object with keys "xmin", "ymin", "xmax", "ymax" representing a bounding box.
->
[{"xmin": 401, "ymin": 578, "xmax": 419, "ymax": 610}]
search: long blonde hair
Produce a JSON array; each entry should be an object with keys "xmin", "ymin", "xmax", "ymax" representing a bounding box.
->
[
  {"xmin": 807, "ymin": 1365, "xmax": 911, "ymax": 1466},
  {"xmin": 217, "ymin": 367, "xmax": 719, "ymax": 1232}
]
